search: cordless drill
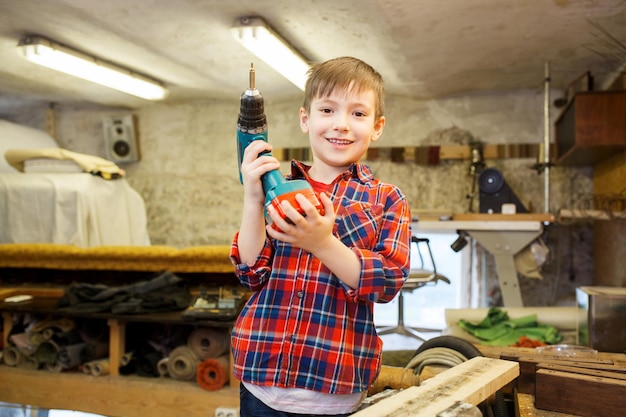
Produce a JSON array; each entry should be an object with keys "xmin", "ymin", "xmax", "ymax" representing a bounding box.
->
[{"xmin": 236, "ymin": 64, "xmax": 324, "ymax": 229}]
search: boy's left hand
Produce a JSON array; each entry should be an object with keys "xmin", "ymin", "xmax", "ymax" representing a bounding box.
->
[{"xmin": 266, "ymin": 192, "xmax": 336, "ymax": 253}]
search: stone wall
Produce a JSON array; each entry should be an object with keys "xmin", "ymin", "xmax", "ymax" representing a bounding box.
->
[{"xmin": 5, "ymin": 89, "xmax": 596, "ymax": 305}]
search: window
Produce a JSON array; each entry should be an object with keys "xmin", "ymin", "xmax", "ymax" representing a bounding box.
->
[{"xmin": 374, "ymin": 231, "xmax": 470, "ymax": 331}]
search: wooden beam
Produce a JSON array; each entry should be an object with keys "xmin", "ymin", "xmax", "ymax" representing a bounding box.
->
[
  {"xmin": 534, "ymin": 369, "xmax": 626, "ymax": 417},
  {"xmin": 352, "ymin": 357, "xmax": 519, "ymax": 417},
  {"xmin": 0, "ymin": 366, "xmax": 239, "ymax": 417},
  {"xmin": 273, "ymin": 143, "xmax": 547, "ymax": 164},
  {"xmin": 452, "ymin": 213, "xmax": 555, "ymax": 222}
]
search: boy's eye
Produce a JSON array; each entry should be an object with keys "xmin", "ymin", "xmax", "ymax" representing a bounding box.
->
[
  {"xmin": 320, "ymin": 108, "xmax": 333, "ymax": 114},
  {"xmin": 354, "ymin": 111, "xmax": 366, "ymax": 117}
]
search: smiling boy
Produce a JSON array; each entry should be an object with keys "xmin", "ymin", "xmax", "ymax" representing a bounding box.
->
[{"xmin": 230, "ymin": 56, "xmax": 412, "ymax": 416}]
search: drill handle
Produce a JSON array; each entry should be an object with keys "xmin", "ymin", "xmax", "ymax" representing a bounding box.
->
[{"xmin": 237, "ymin": 130, "xmax": 269, "ymax": 183}]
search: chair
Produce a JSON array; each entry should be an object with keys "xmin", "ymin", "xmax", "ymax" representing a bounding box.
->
[{"xmin": 377, "ymin": 236, "xmax": 450, "ymax": 341}]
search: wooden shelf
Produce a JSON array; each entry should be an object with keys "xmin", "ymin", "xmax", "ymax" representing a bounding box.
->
[
  {"xmin": 555, "ymin": 91, "xmax": 626, "ymax": 166},
  {"xmin": 0, "ymin": 299, "xmax": 240, "ymax": 416},
  {"xmin": 0, "ymin": 366, "xmax": 239, "ymax": 417},
  {"xmin": 0, "ymin": 243, "xmax": 241, "ymax": 416}
]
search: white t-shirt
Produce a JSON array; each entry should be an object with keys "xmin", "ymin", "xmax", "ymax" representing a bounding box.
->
[{"xmin": 244, "ymin": 382, "xmax": 366, "ymax": 414}]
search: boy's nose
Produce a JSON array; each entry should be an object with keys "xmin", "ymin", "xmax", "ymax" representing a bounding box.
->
[{"xmin": 333, "ymin": 114, "xmax": 349, "ymax": 132}]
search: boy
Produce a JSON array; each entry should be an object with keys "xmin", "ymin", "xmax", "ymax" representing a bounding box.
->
[{"xmin": 230, "ymin": 56, "xmax": 412, "ymax": 416}]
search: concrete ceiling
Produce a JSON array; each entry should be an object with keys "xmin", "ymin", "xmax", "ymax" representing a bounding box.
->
[{"xmin": 0, "ymin": 0, "xmax": 625, "ymax": 113}]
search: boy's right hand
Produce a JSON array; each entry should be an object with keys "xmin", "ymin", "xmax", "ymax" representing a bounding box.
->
[{"xmin": 240, "ymin": 140, "xmax": 281, "ymax": 205}]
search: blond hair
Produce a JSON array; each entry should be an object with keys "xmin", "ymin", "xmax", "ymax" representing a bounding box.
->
[{"xmin": 302, "ymin": 57, "xmax": 385, "ymax": 120}]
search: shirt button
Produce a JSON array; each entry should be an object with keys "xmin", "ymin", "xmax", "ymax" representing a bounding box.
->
[{"xmin": 297, "ymin": 291, "xmax": 304, "ymax": 298}]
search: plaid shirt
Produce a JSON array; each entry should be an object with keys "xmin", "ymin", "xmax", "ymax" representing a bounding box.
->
[{"xmin": 230, "ymin": 161, "xmax": 411, "ymax": 395}]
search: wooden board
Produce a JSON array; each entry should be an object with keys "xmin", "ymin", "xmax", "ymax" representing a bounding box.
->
[
  {"xmin": 500, "ymin": 352, "xmax": 623, "ymax": 394},
  {"xmin": 452, "ymin": 213, "xmax": 555, "ymax": 222},
  {"xmin": 0, "ymin": 366, "xmax": 239, "ymax": 417},
  {"xmin": 534, "ymin": 369, "xmax": 626, "ymax": 417},
  {"xmin": 0, "ymin": 287, "xmax": 65, "ymax": 300},
  {"xmin": 352, "ymin": 357, "xmax": 519, "ymax": 417}
]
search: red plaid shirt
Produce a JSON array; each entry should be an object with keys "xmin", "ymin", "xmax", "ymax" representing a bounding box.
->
[{"xmin": 230, "ymin": 161, "xmax": 411, "ymax": 395}]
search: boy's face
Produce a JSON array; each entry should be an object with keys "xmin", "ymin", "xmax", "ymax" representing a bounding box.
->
[{"xmin": 299, "ymin": 88, "xmax": 385, "ymax": 176}]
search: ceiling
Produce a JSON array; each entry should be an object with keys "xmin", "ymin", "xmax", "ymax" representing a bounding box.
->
[{"xmin": 0, "ymin": 0, "xmax": 625, "ymax": 113}]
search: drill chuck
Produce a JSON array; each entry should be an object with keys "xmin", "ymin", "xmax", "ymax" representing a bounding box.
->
[{"xmin": 237, "ymin": 64, "xmax": 267, "ymax": 134}]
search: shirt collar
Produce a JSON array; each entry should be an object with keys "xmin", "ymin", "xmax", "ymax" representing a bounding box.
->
[{"xmin": 290, "ymin": 160, "xmax": 375, "ymax": 184}]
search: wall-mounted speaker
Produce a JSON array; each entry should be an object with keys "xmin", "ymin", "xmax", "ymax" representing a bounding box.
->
[
  {"xmin": 478, "ymin": 168, "xmax": 527, "ymax": 213},
  {"xmin": 103, "ymin": 115, "xmax": 140, "ymax": 163}
]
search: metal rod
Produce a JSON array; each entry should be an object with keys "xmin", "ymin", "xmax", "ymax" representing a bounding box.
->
[{"xmin": 543, "ymin": 61, "xmax": 551, "ymax": 213}]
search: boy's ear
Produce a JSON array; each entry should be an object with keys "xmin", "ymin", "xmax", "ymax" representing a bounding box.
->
[
  {"xmin": 371, "ymin": 116, "xmax": 386, "ymax": 142},
  {"xmin": 299, "ymin": 108, "xmax": 309, "ymax": 133}
]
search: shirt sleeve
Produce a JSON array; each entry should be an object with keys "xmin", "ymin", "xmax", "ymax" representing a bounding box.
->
[
  {"xmin": 229, "ymin": 231, "xmax": 274, "ymax": 291},
  {"xmin": 348, "ymin": 187, "xmax": 412, "ymax": 304}
]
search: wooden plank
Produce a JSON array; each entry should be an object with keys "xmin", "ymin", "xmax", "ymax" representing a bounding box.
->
[
  {"xmin": 452, "ymin": 213, "xmax": 555, "ymax": 222},
  {"xmin": 108, "ymin": 319, "xmax": 126, "ymax": 377},
  {"xmin": 477, "ymin": 344, "xmax": 626, "ymax": 366},
  {"xmin": 352, "ymin": 357, "xmax": 519, "ymax": 417},
  {"xmin": 534, "ymin": 369, "xmax": 626, "ymax": 417},
  {"xmin": 500, "ymin": 353, "xmax": 615, "ymax": 365},
  {"xmin": 0, "ymin": 366, "xmax": 239, "ymax": 417},
  {"xmin": 501, "ymin": 354, "xmax": 620, "ymax": 394},
  {"xmin": 536, "ymin": 363, "xmax": 626, "ymax": 380},
  {"xmin": 2, "ymin": 311, "xmax": 11, "ymax": 347},
  {"xmin": 0, "ymin": 287, "xmax": 65, "ymax": 299}
]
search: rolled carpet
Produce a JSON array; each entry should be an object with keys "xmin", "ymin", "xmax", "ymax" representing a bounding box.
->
[
  {"xmin": 167, "ymin": 345, "xmax": 200, "ymax": 381},
  {"xmin": 187, "ymin": 328, "xmax": 230, "ymax": 360},
  {"xmin": 3, "ymin": 346, "xmax": 24, "ymax": 366},
  {"xmin": 196, "ymin": 355, "xmax": 230, "ymax": 391}
]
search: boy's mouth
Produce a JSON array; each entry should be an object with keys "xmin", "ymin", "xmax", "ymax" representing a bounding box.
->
[{"xmin": 327, "ymin": 138, "xmax": 352, "ymax": 145}]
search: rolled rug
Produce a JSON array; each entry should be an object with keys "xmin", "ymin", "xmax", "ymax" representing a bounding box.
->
[
  {"xmin": 196, "ymin": 355, "xmax": 230, "ymax": 391},
  {"xmin": 58, "ymin": 342, "xmax": 87, "ymax": 370},
  {"xmin": 187, "ymin": 328, "xmax": 230, "ymax": 360},
  {"xmin": 89, "ymin": 358, "xmax": 110, "ymax": 376},
  {"xmin": 82, "ymin": 361, "xmax": 94, "ymax": 375},
  {"xmin": 167, "ymin": 345, "xmax": 200, "ymax": 381},
  {"xmin": 3, "ymin": 346, "xmax": 24, "ymax": 366},
  {"xmin": 157, "ymin": 357, "xmax": 169, "ymax": 377},
  {"xmin": 9, "ymin": 333, "xmax": 38, "ymax": 356},
  {"xmin": 120, "ymin": 351, "xmax": 134, "ymax": 366},
  {"xmin": 31, "ymin": 318, "xmax": 75, "ymax": 338},
  {"xmin": 34, "ymin": 340, "xmax": 60, "ymax": 365},
  {"xmin": 16, "ymin": 355, "xmax": 39, "ymax": 370},
  {"xmin": 80, "ymin": 341, "xmax": 109, "ymax": 363},
  {"xmin": 45, "ymin": 361, "xmax": 64, "ymax": 373}
]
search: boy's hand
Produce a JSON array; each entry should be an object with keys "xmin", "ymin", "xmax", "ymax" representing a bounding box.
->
[
  {"xmin": 266, "ymin": 192, "xmax": 336, "ymax": 253},
  {"xmin": 240, "ymin": 140, "xmax": 281, "ymax": 205}
]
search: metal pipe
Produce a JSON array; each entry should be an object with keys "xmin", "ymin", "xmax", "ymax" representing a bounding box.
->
[{"xmin": 543, "ymin": 62, "xmax": 551, "ymax": 213}]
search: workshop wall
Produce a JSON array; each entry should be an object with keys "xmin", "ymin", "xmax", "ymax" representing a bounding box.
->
[{"xmin": 8, "ymin": 88, "xmax": 596, "ymax": 305}]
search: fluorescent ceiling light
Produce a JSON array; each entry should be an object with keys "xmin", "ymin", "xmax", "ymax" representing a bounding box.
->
[
  {"xmin": 17, "ymin": 35, "xmax": 168, "ymax": 101},
  {"xmin": 231, "ymin": 17, "xmax": 311, "ymax": 91}
]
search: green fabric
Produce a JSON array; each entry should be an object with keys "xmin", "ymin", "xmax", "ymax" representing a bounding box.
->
[{"xmin": 458, "ymin": 307, "xmax": 562, "ymax": 346}]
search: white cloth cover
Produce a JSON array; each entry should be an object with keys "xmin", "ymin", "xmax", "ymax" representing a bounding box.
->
[
  {"xmin": 0, "ymin": 120, "xmax": 59, "ymax": 172},
  {"xmin": 0, "ymin": 173, "xmax": 150, "ymax": 246}
]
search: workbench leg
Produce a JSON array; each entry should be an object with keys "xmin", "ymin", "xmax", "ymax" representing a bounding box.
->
[
  {"xmin": 108, "ymin": 319, "xmax": 126, "ymax": 377},
  {"xmin": 493, "ymin": 254, "xmax": 524, "ymax": 307}
]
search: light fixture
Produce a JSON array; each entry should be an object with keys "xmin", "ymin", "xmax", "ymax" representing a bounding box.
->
[
  {"xmin": 17, "ymin": 35, "xmax": 168, "ymax": 101},
  {"xmin": 231, "ymin": 17, "xmax": 311, "ymax": 91}
]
